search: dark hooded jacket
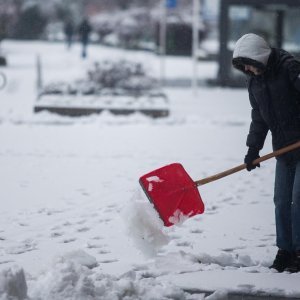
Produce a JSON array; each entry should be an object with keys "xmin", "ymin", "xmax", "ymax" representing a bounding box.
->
[{"xmin": 232, "ymin": 33, "xmax": 300, "ymax": 163}]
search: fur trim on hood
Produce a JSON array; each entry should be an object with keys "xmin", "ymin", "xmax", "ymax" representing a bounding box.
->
[{"xmin": 232, "ymin": 33, "xmax": 271, "ymax": 74}]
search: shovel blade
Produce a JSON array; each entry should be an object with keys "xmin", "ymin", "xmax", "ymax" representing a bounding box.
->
[{"xmin": 139, "ymin": 163, "xmax": 205, "ymax": 226}]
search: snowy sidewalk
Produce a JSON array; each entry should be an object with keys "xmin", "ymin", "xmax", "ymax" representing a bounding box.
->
[
  {"xmin": 163, "ymin": 270, "xmax": 300, "ymax": 299},
  {"xmin": 1, "ymin": 40, "xmax": 300, "ymax": 299}
]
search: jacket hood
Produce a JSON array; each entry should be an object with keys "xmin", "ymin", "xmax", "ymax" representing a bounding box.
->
[{"xmin": 232, "ymin": 33, "xmax": 271, "ymax": 74}]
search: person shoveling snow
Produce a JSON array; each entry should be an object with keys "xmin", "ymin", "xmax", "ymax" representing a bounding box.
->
[
  {"xmin": 232, "ymin": 33, "xmax": 300, "ymax": 273},
  {"xmin": 138, "ymin": 33, "xmax": 300, "ymax": 274}
]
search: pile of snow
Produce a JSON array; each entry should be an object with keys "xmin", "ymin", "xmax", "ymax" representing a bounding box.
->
[
  {"xmin": 1, "ymin": 251, "xmax": 199, "ymax": 300},
  {"xmin": 122, "ymin": 189, "xmax": 170, "ymax": 257},
  {"xmin": 0, "ymin": 266, "xmax": 27, "ymax": 300},
  {"xmin": 30, "ymin": 256, "xmax": 95, "ymax": 300},
  {"xmin": 62, "ymin": 250, "xmax": 98, "ymax": 269}
]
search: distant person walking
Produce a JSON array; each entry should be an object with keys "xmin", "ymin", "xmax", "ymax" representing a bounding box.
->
[
  {"xmin": 64, "ymin": 20, "xmax": 74, "ymax": 49},
  {"xmin": 78, "ymin": 18, "xmax": 92, "ymax": 58}
]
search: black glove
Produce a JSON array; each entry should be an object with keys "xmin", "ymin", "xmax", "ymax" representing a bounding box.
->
[{"xmin": 244, "ymin": 147, "xmax": 260, "ymax": 171}]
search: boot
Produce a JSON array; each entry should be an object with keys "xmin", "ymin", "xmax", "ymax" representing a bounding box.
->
[
  {"xmin": 269, "ymin": 249, "xmax": 294, "ymax": 272},
  {"xmin": 285, "ymin": 250, "xmax": 300, "ymax": 273}
]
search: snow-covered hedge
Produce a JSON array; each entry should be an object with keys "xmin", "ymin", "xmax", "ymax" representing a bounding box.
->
[{"xmin": 40, "ymin": 60, "xmax": 160, "ymax": 97}]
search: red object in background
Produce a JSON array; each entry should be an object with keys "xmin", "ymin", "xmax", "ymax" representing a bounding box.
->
[{"xmin": 139, "ymin": 163, "xmax": 205, "ymax": 227}]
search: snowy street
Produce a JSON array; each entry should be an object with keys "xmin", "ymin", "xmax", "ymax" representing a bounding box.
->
[{"xmin": 1, "ymin": 40, "xmax": 300, "ymax": 299}]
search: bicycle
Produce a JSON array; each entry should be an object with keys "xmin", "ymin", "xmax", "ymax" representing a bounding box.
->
[{"xmin": 0, "ymin": 71, "xmax": 6, "ymax": 90}]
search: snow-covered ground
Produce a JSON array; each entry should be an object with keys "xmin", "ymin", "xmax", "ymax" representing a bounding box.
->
[{"xmin": 0, "ymin": 40, "xmax": 299, "ymax": 299}]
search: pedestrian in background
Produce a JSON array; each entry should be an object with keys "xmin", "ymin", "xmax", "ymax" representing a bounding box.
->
[
  {"xmin": 78, "ymin": 18, "xmax": 92, "ymax": 58},
  {"xmin": 64, "ymin": 19, "xmax": 74, "ymax": 50},
  {"xmin": 232, "ymin": 33, "xmax": 300, "ymax": 273}
]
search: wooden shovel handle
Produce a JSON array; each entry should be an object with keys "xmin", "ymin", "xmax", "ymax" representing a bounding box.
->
[{"xmin": 195, "ymin": 141, "xmax": 300, "ymax": 187}]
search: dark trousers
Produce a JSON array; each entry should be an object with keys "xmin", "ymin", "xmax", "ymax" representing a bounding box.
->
[
  {"xmin": 81, "ymin": 37, "xmax": 89, "ymax": 58},
  {"xmin": 274, "ymin": 160, "xmax": 300, "ymax": 252}
]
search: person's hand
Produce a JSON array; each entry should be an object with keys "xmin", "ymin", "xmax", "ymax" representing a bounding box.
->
[{"xmin": 244, "ymin": 147, "xmax": 260, "ymax": 171}]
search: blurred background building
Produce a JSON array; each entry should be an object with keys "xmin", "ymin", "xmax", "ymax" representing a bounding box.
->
[
  {"xmin": 217, "ymin": 0, "xmax": 300, "ymax": 86},
  {"xmin": 1, "ymin": 0, "xmax": 300, "ymax": 86},
  {"xmin": 0, "ymin": 0, "xmax": 218, "ymax": 49}
]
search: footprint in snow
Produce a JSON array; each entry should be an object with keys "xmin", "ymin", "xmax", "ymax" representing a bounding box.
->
[
  {"xmin": 103, "ymin": 208, "xmax": 114, "ymax": 213},
  {"xmin": 85, "ymin": 242, "xmax": 104, "ymax": 249},
  {"xmin": 239, "ymin": 237, "xmax": 248, "ymax": 241},
  {"xmin": 176, "ymin": 241, "xmax": 192, "ymax": 247},
  {"xmin": 80, "ymin": 191, "xmax": 90, "ymax": 196},
  {"xmin": 76, "ymin": 188, "xmax": 87, "ymax": 193},
  {"xmin": 92, "ymin": 236, "xmax": 103, "ymax": 240},
  {"xmin": 190, "ymin": 229, "xmax": 203, "ymax": 234},
  {"xmin": 0, "ymin": 260, "xmax": 15, "ymax": 265},
  {"xmin": 62, "ymin": 221, "xmax": 72, "ymax": 227},
  {"xmin": 140, "ymin": 272, "xmax": 160, "ymax": 279},
  {"xmin": 260, "ymin": 192, "xmax": 272, "ymax": 197},
  {"xmin": 256, "ymin": 244, "xmax": 268, "ymax": 248},
  {"xmin": 205, "ymin": 206, "xmax": 219, "ymax": 215},
  {"xmin": 51, "ymin": 225, "xmax": 61, "ymax": 230},
  {"xmin": 61, "ymin": 237, "xmax": 76, "ymax": 244},
  {"xmin": 221, "ymin": 248, "xmax": 234, "ymax": 253},
  {"xmin": 6, "ymin": 240, "xmax": 37, "ymax": 255},
  {"xmin": 251, "ymin": 226, "xmax": 260, "ymax": 231},
  {"xmin": 51, "ymin": 232, "xmax": 64, "ymax": 238},
  {"xmin": 132, "ymin": 265, "xmax": 149, "ymax": 272},
  {"xmin": 87, "ymin": 213, "xmax": 99, "ymax": 218},
  {"xmin": 266, "ymin": 233, "xmax": 276, "ymax": 237},
  {"xmin": 77, "ymin": 227, "xmax": 90, "ymax": 233},
  {"xmin": 98, "ymin": 218, "xmax": 112, "ymax": 223},
  {"xmin": 259, "ymin": 237, "xmax": 273, "ymax": 242},
  {"xmin": 38, "ymin": 208, "xmax": 64, "ymax": 216},
  {"xmin": 206, "ymin": 205, "xmax": 219, "ymax": 212},
  {"xmin": 18, "ymin": 223, "xmax": 29, "ymax": 227},
  {"xmin": 226, "ymin": 120, "xmax": 246, "ymax": 127},
  {"xmin": 99, "ymin": 259, "xmax": 118, "ymax": 264},
  {"xmin": 76, "ymin": 219, "xmax": 87, "ymax": 225},
  {"xmin": 221, "ymin": 246, "xmax": 246, "ymax": 252},
  {"xmin": 221, "ymin": 196, "xmax": 234, "ymax": 203},
  {"xmin": 98, "ymin": 249, "xmax": 110, "ymax": 255},
  {"xmin": 107, "ymin": 204, "xmax": 117, "ymax": 208}
]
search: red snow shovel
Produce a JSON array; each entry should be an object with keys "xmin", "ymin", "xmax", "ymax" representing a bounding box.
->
[{"xmin": 139, "ymin": 141, "xmax": 300, "ymax": 227}]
